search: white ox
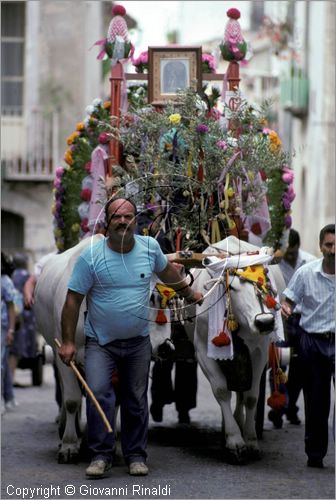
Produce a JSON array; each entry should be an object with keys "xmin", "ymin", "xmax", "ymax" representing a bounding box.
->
[
  {"xmin": 34, "ymin": 234, "xmax": 171, "ymax": 463},
  {"xmin": 184, "ymin": 236, "xmax": 286, "ymax": 464}
]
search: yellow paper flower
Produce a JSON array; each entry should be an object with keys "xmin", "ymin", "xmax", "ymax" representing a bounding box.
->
[
  {"xmin": 103, "ymin": 100, "xmax": 111, "ymax": 109},
  {"xmin": 71, "ymin": 223, "xmax": 80, "ymax": 233},
  {"xmin": 227, "ymin": 187, "xmax": 235, "ymax": 198},
  {"xmin": 66, "ymin": 131, "xmax": 80, "ymax": 145},
  {"xmin": 268, "ymin": 130, "xmax": 282, "ymax": 152},
  {"xmin": 64, "ymin": 149, "xmax": 73, "ymax": 165},
  {"xmin": 247, "ymin": 171, "xmax": 255, "ymax": 182},
  {"xmin": 54, "ymin": 228, "xmax": 63, "ymax": 238},
  {"xmin": 56, "ymin": 240, "xmax": 64, "ymax": 251},
  {"xmin": 169, "ymin": 113, "xmax": 181, "ymax": 126},
  {"xmin": 76, "ymin": 122, "xmax": 85, "ymax": 131}
]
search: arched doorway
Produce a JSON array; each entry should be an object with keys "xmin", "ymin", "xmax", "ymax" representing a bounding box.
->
[{"xmin": 1, "ymin": 210, "xmax": 24, "ymax": 250}]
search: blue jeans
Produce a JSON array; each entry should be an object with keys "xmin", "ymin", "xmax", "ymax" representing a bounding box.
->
[
  {"xmin": 1, "ymin": 330, "xmax": 14, "ymax": 403},
  {"xmin": 85, "ymin": 335, "xmax": 152, "ymax": 465}
]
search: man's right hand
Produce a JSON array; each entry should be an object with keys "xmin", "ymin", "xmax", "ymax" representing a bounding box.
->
[
  {"xmin": 58, "ymin": 341, "xmax": 77, "ymax": 366},
  {"xmin": 281, "ymin": 301, "xmax": 293, "ymax": 319}
]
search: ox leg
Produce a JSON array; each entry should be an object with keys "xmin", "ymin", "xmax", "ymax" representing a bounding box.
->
[
  {"xmin": 233, "ymin": 392, "xmax": 245, "ymax": 433},
  {"xmin": 241, "ymin": 349, "xmax": 267, "ymax": 460},
  {"xmin": 56, "ymin": 356, "xmax": 82, "ymax": 464},
  {"xmin": 195, "ymin": 337, "xmax": 248, "ymax": 464}
]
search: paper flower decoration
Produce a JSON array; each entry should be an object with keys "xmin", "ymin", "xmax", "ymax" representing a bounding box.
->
[
  {"xmin": 93, "ymin": 4, "xmax": 134, "ymax": 62},
  {"xmin": 220, "ymin": 8, "xmax": 247, "ymax": 61}
]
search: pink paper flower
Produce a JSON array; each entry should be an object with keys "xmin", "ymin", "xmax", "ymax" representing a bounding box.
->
[
  {"xmin": 80, "ymin": 217, "xmax": 90, "ymax": 232},
  {"xmin": 99, "ymin": 132, "xmax": 110, "ymax": 144},
  {"xmin": 282, "ymin": 196, "xmax": 291, "ymax": 210},
  {"xmin": 282, "ymin": 171, "xmax": 294, "ymax": 183},
  {"xmin": 216, "ymin": 140, "xmax": 228, "ymax": 150},
  {"xmin": 53, "ymin": 177, "xmax": 61, "ymax": 189},
  {"xmin": 227, "ymin": 8, "xmax": 241, "ymax": 20},
  {"xmin": 284, "ymin": 214, "xmax": 292, "ymax": 228},
  {"xmin": 80, "ymin": 189, "xmax": 92, "ymax": 202},
  {"xmin": 196, "ymin": 124, "xmax": 209, "ymax": 134},
  {"xmin": 55, "ymin": 167, "xmax": 64, "ymax": 178}
]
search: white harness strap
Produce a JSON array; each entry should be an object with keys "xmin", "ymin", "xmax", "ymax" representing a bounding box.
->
[{"xmin": 202, "ymin": 251, "xmax": 281, "ymax": 361}]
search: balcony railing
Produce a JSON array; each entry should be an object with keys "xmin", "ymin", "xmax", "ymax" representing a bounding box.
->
[{"xmin": 1, "ymin": 107, "xmax": 60, "ymax": 181}]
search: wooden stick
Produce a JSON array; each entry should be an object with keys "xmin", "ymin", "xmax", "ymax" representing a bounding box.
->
[
  {"xmin": 54, "ymin": 338, "xmax": 112, "ymax": 433},
  {"xmin": 167, "ymin": 251, "xmax": 229, "ymax": 268}
]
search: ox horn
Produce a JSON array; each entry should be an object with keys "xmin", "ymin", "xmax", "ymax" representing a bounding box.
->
[{"xmin": 54, "ymin": 338, "xmax": 112, "ymax": 433}]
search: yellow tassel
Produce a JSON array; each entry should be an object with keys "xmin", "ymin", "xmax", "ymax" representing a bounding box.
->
[
  {"xmin": 214, "ymin": 219, "xmax": 221, "ymax": 242},
  {"xmin": 276, "ymin": 368, "xmax": 288, "ymax": 385},
  {"xmin": 228, "ymin": 316, "xmax": 239, "ymax": 331},
  {"xmin": 211, "ymin": 220, "xmax": 216, "ymax": 244},
  {"xmin": 224, "ymin": 173, "xmax": 236, "ymax": 229},
  {"xmin": 211, "ymin": 219, "xmax": 221, "ymax": 244}
]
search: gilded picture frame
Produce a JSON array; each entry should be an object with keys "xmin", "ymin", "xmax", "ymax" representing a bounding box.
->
[{"xmin": 148, "ymin": 46, "xmax": 202, "ymax": 105}]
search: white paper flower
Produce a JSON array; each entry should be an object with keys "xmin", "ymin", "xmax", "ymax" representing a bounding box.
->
[
  {"xmin": 92, "ymin": 98, "xmax": 102, "ymax": 107},
  {"xmin": 85, "ymin": 105, "xmax": 94, "ymax": 115}
]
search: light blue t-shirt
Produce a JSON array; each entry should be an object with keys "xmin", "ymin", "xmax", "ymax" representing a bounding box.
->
[{"xmin": 68, "ymin": 236, "xmax": 168, "ymax": 344}]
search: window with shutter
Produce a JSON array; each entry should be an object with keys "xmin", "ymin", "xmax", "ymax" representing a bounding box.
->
[{"xmin": 1, "ymin": 2, "xmax": 26, "ymax": 116}]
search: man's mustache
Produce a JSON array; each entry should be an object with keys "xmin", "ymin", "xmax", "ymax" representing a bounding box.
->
[{"xmin": 116, "ymin": 224, "xmax": 129, "ymax": 230}]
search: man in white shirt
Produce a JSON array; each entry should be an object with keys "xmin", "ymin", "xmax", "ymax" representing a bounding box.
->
[{"xmin": 281, "ymin": 224, "xmax": 335, "ymax": 468}]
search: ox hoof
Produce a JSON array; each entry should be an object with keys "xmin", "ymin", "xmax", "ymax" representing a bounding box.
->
[
  {"xmin": 58, "ymin": 447, "xmax": 80, "ymax": 464},
  {"xmin": 224, "ymin": 447, "xmax": 249, "ymax": 465}
]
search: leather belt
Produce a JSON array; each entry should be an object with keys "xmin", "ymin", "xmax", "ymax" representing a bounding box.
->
[{"xmin": 308, "ymin": 331, "xmax": 335, "ymax": 341}]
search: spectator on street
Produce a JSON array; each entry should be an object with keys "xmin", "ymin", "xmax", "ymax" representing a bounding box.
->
[
  {"xmin": 1, "ymin": 252, "xmax": 17, "ymax": 413},
  {"xmin": 139, "ymin": 208, "xmax": 198, "ymax": 426},
  {"xmin": 10, "ymin": 254, "xmax": 37, "ymax": 386},
  {"xmin": 268, "ymin": 229, "xmax": 316, "ymax": 428},
  {"xmin": 281, "ymin": 224, "xmax": 335, "ymax": 468}
]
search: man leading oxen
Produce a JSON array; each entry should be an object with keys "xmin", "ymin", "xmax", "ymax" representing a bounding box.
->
[{"xmin": 37, "ymin": 197, "xmax": 203, "ymax": 479}]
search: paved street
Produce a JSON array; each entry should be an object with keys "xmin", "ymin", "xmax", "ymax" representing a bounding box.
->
[{"xmin": 1, "ymin": 362, "xmax": 335, "ymax": 500}]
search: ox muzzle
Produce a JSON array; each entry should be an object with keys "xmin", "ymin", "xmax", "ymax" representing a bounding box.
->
[
  {"xmin": 254, "ymin": 312, "xmax": 275, "ymax": 334},
  {"xmin": 157, "ymin": 338, "xmax": 175, "ymax": 360}
]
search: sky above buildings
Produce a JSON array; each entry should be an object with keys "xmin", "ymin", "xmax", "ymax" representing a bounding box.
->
[{"xmin": 124, "ymin": 1, "xmax": 251, "ymax": 54}]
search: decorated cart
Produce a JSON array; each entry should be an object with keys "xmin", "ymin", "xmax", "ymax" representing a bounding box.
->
[
  {"xmin": 52, "ymin": 5, "xmax": 295, "ymax": 259},
  {"xmin": 50, "ymin": 5, "xmax": 295, "ymax": 435}
]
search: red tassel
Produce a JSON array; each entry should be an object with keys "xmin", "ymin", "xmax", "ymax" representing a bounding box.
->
[
  {"xmin": 267, "ymin": 391, "xmax": 286, "ymax": 410},
  {"xmin": 197, "ymin": 164, "xmax": 204, "ymax": 182},
  {"xmin": 251, "ymin": 222, "xmax": 262, "ymax": 235},
  {"xmin": 212, "ymin": 331, "xmax": 231, "ymax": 347},
  {"xmin": 175, "ymin": 227, "xmax": 182, "ymax": 252},
  {"xmin": 156, "ymin": 309, "xmax": 167, "ymax": 325},
  {"xmin": 264, "ymin": 294, "xmax": 277, "ymax": 309}
]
